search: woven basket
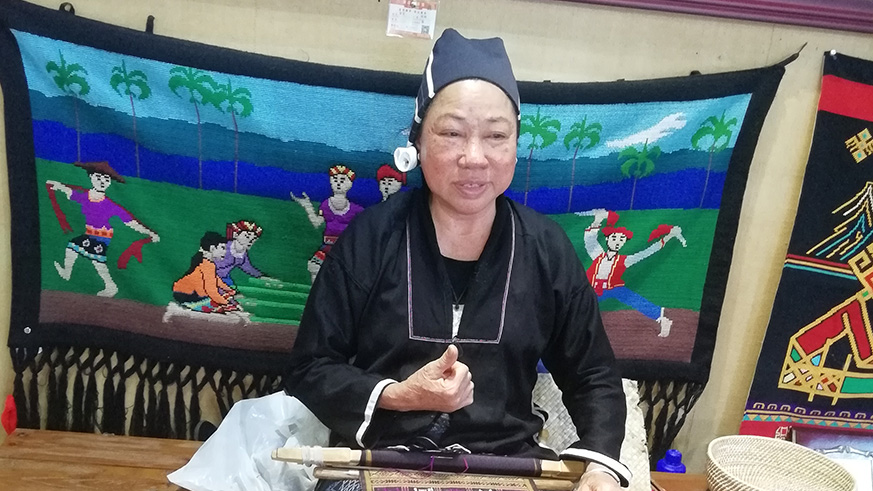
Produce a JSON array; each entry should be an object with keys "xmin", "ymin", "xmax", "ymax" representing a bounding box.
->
[{"xmin": 706, "ymin": 435, "xmax": 855, "ymax": 491}]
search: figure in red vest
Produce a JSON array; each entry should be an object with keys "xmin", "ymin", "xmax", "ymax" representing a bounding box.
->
[{"xmin": 577, "ymin": 209, "xmax": 685, "ymax": 337}]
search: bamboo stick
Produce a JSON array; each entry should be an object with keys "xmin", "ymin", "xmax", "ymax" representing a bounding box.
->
[{"xmin": 272, "ymin": 447, "xmax": 587, "ymax": 481}]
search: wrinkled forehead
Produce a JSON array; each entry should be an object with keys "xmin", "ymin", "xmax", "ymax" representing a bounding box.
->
[{"xmin": 425, "ymin": 79, "xmax": 518, "ymax": 123}]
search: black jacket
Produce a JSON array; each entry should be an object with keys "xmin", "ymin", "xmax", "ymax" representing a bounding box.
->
[{"xmin": 286, "ymin": 188, "xmax": 630, "ymax": 485}]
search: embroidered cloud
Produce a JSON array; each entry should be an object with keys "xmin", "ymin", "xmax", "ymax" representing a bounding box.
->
[{"xmin": 606, "ymin": 113, "xmax": 687, "ymax": 148}]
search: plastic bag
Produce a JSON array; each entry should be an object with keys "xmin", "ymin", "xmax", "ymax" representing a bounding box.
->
[{"xmin": 168, "ymin": 391, "xmax": 330, "ymax": 491}]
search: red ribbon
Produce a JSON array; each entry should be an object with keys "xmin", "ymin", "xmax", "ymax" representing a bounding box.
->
[
  {"xmin": 648, "ymin": 224, "xmax": 675, "ymax": 242},
  {"xmin": 118, "ymin": 237, "xmax": 153, "ymax": 270},
  {"xmin": 1, "ymin": 394, "xmax": 17, "ymax": 435},
  {"xmin": 45, "ymin": 183, "xmax": 85, "ymax": 233}
]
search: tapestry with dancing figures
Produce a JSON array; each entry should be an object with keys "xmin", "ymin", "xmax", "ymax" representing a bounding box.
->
[{"xmin": 0, "ymin": 0, "xmax": 784, "ymax": 446}]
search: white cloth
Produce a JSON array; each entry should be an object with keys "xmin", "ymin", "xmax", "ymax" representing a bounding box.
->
[{"xmin": 168, "ymin": 392, "xmax": 330, "ymax": 491}]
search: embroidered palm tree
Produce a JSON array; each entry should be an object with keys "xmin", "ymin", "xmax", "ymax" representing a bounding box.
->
[
  {"xmin": 212, "ymin": 79, "xmax": 254, "ymax": 193},
  {"xmin": 169, "ymin": 67, "xmax": 216, "ymax": 189},
  {"xmin": 619, "ymin": 140, "xmax": 660, "ymax": 210},
  {"xmin": 519, "ymin": 107, "xmax": 561, "ymax": 206},
  {"xmin": 46, "ymin": 51, "xmax": 90, "ymax": 162},
  {"xmin": 691, "ymin": 111, "xmax": 737, "ymax": 207},
  {"xmin": 110, "ymin": 60, "xmax": 151, "ymax": 178},
  {"xmin": 563, "ymin": 117, "xmax": 602, "ymax": 212}
]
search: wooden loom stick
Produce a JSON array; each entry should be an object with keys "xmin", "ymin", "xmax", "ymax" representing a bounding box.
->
[
  {"xmin": 312, "ymin": 467, "xmax": 577, "ymax": 490},
  {"xmin": 273, "ymin": 447, "xmax": 587, "ymax": 481}
]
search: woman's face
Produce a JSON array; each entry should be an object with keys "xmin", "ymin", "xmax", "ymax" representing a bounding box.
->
[
  {"xmin": 90, "ymin": 172, "xmax": 112, "ymax": 192},
  {"xmin": 234, "ymin": 230, "xmax": 259, "ymax": 250},
  {"xmin": 606, "ymin": 233, "xmax": 628, "ymax": 252},
  {"xmin": 379, "ymin": 177, "xmax": 402, "ymax": 199},
  {"xmin": 206, "ymin": 242, "xmax": 227, "ymax": 261},
  {"xmin": 418, "ymin": 79, "xmax": 517, "ymax": 218},
  {"xmin": 329, "ymin": 174, "xmax": 353, "ymax": 195}
]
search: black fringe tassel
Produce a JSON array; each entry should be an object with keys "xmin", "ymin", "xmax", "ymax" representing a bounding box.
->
[
  {"xmin": 173, "ymin": 366, "xmax": 188, "ymax": 440},
  {"xmin": 101, "ymin": 364, "xmax": 117, "ymax": 434},
  {"xmin": 111, "ymin": 356, "xmax": 127, "ymax": 435},
  {"xmin": 638, "ymin": 379, "xmax": 704, "ymax": 468},
  {"xmin": 70, "ymin": 349, "xmax": 85, "ymax": 432},
  {"xmin": 26, "ymin": 354, "xmax": 39, "ymax": 428},
  {"xmin": 8, "ymin": 346, "xmax": 283, "ymax": 440},
  {"xmin": 11, "ymin": 345, "xmax": 703, "ymax": 462},
  {"xmin": 129, "ymin": 357, "xmax": 147, "ymax": 437}
]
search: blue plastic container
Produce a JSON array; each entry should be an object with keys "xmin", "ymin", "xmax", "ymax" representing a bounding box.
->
[{"xmin": 656, "ymin": 449, "xmax": 686, "ymax": 473}]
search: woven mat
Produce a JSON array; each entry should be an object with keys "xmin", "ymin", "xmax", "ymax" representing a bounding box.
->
[
  {"xmin": 533, "ymin": 374, "xmax": 650, "ymax": 490},
  {"xmin": 362, "ymin": 469, "xmax": 537, "ymax": 491}
]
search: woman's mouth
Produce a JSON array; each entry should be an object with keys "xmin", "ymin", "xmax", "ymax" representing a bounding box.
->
[{"xmin": 455, "ymin": 181, "xmax": 486, "ymax": 196}]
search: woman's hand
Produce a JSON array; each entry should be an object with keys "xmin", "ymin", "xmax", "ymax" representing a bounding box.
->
[
  {"xmin": 378, "ymin": 345, "xmax": 474, "ymax": 413},
  {"xmin": 575, "ymin": 469, "xmax": 621, "ymax": 491},
  {"xmin": 46, "ymin": 180, "xmax": 73, "ymax": 199}
]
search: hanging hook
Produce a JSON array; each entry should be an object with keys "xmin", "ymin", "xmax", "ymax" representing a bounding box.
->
[
  {"xmin": 145, "ymin": 15, "xmax": 155, "ymax": 34},
  {"xmin": 59, "ymin": 2, "xmax": 75, "ymax": 14}
]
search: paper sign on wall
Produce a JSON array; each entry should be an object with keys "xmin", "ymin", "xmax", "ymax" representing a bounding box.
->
[{"xmin": 386, "ymin": 0, "xmax": 438, "ymax": 39}]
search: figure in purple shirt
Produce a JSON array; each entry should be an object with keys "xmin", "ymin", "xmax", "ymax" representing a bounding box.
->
[
  {"xmin": 290, "ymin": 165, "xmax": 364, "ymax": 283},
  {"xmin": 46, "ymin": 161, "xmax": 160, "ymax": 298},
  {"xmin": 213, "ymin": 220, "xmax": 273, "ymax": 288}
]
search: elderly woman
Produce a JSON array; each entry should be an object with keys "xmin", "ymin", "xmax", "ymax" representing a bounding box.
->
[{"xmin": 285, "ymin": 29, "xmax": 630, "ymax": 491}]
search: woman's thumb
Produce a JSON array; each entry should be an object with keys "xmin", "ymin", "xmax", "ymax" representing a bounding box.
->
[{"xmin": 436, "ymin": 344, "xmax": 458, "ymax": 371}]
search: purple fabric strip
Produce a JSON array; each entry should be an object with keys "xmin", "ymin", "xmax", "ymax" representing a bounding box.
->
[{"xmin": 364, "ymin": 450, "xmax": 542, "ymax": 477}]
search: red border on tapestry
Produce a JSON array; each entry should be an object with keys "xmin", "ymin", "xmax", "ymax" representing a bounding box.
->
[{"xmin": 819, "ymin": 75, "xmax": 873, "ymax": 123}]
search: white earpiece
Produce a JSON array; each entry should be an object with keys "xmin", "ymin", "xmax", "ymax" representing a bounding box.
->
[{"xmin": 394, "ymin": 145, "xmax": 419, "ymax": 172}]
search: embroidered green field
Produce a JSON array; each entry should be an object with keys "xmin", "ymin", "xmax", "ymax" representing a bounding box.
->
[
  {"xmin": 36, "ymin": 157, "xmax": 714, "ymax": 319},
  {"xmin": 554, "ymin": 208, "xmax": 715, "ymax": 312},
  {"xmin": 36, "ymin": 158, "xmax": 316, "ymax": 317}
]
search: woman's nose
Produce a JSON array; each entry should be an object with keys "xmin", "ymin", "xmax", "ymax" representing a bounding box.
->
[{"xmin": 461, "ymin": 138, "xmax": 488, "ymax": 167}]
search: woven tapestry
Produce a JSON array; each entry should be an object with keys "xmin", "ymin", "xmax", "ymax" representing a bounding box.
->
[
  {"xmin": 361, "ymin": 470, "xmax": 537, "ymax": 491},
  {"xmin": 1, "ymin": 1, "xmax": 784, "ymax": 439},
  {"xmin": 741, "ymin": 52, "xmax": 873, "ymax": 438}
]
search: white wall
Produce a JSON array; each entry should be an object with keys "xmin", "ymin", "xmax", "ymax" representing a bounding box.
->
[{"xmin": 2, "ymin": 0, "xmax": 872, "ymax": 472}]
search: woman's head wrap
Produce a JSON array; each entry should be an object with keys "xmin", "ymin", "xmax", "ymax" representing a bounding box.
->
[
  {"xmin": 226, "ymin": 220, "xmax": 263, "ymax": 240},
  {"xmin": 74, "ymin": 161, "xmax": 125, "ymax": 183},
  {"xmin": 328, "ymin": 164, "xmax": 356, "ymax": 181},
  {"xmin": 377, "ymin": 164, "xmax": 407, "ymax": 185},
  {"xmin": 394, "ymin": 28, "xmax": 520, "ymax": 172}
]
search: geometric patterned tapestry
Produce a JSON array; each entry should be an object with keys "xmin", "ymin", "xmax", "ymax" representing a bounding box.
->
[
  {"xmin": 1, "ymin": 0, "xmax": 784, "ymax": 439},
  {"xmin": 742, "ymin": 52, "xmax": 873, "ymax": 438}
]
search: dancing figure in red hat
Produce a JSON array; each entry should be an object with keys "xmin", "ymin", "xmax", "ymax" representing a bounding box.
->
[{"xmin": 577, "ymin": 208, "xmax": 685, "ymax": 337}]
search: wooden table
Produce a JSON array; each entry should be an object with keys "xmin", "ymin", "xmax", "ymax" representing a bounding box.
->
[
  {"xmin": 650, "ymin": 471, "xmax": 709, "ymax": 491},
  {"xmin": 0, "ymin": 429, "xmax": 708, "ymax": 490},
  {"xmin": 0, "ymin": 429, "xmax": 199, "ymax": 490}
]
